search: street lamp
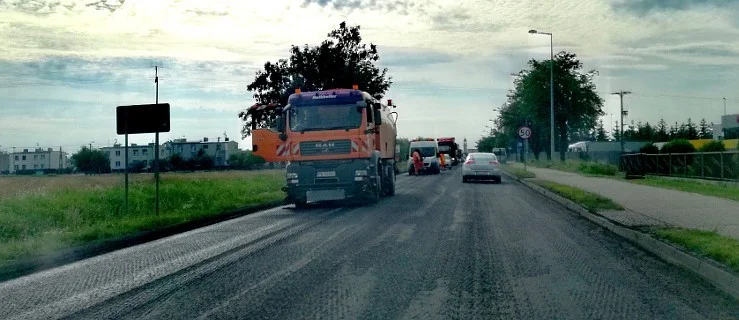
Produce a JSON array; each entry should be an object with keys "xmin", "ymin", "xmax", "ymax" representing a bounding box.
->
[{"xmin": 528, "ymin": 29, "xmax": 555, "ymax": 160}]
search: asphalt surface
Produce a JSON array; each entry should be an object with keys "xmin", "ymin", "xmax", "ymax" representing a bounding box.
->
[{"xmin": 1, "ymin": 168, "xmax": 737, "ymax": 319}]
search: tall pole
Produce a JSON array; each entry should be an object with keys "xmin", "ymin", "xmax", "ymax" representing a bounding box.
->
[
  {"xmin": 549, "ymin": 33, "xmax": 555, "ymax": 161},
  {"xmin": 612, "ymin": 91, "xmax": 632, "ymax": 153},
  {"xmin": 154, "ymin": 66, "xmax": 160, "ymax": 215},
  {"xmin": 723, "ymin": 97, "xmax": 727, "ymax": 140}
]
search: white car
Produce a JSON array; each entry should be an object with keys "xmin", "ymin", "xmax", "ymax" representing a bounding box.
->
[{"xmin": 462, "ymin": 152, "xmax": 501, "ymax": 183}]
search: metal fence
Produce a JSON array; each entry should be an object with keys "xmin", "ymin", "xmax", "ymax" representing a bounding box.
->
[{"xmin": 621, "ymin": 151, "xmax": 739, "ymax": 181}]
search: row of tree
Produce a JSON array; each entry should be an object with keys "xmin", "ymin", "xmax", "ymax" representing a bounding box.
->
[
  {"xmin": 69, "ymin": 148, "xmax": 266, "ymax": 174},
  {"xmin": 603, "ymin": 118, "xmax": 715, "ymax": 142}
]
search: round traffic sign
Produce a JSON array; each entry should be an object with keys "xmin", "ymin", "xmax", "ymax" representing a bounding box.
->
[{"xmin": 518, "ymin": 126, "xmax": 532, "ymax": 139}]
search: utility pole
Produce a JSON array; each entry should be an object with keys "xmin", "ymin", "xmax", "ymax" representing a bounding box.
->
[
  {"xmin": 612, "ymin": 91, "xmax": 632, "ymax": 153},
  {"xmin": 154, "ymin": 66, "xmax": 160, "ymax": 215},
  {"xmin": 723, "ymin": 97, "xmax": 727, "ymax": 140}
]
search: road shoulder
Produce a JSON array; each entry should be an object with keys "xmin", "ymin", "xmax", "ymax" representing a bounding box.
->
[{"xmin": 501, "ymin": 169, "xmax": 739, "ymax": 301}]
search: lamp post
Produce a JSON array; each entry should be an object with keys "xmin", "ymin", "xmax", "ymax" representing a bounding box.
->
[{"xmin": 528, "ymin": 29, "xmax": 555, "ymax": 160}]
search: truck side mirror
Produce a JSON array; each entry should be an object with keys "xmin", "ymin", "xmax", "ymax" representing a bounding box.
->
[{"xmin": 374, "ymin": 109, "xmax": 382, "ymax": 125}]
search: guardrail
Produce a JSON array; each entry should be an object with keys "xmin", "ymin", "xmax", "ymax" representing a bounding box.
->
[{"xmin": 621, "ymin": 151, "xmax": 739, "ymax": 181}]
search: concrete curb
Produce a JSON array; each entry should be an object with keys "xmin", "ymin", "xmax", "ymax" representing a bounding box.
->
[{"xmin": 501, "ymin": 170, "xmax": 739, "ymax": 301}]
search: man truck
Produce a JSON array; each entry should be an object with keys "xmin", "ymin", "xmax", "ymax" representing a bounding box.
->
[{"xmin": 248, "ymin": 86, "xmax": 399, "ymax": 208}]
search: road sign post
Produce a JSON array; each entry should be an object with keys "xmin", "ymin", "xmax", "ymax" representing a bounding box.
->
[
  {"xmin": 116, "ymin": 103, "xmax": 170, "ymax": 215},
  {"xmin": 518, "ymin": 126, "xmax": 532, "ymax": 171}
]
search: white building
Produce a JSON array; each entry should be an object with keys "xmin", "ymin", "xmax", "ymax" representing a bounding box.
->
[
  {"xmin": 162, "ymin": 137, "xmax": 239, "ymax": 167},
  {"xmin": 101, "ymin": 143, "xmax": 156, "ymax": 171},
  {"xmin": 9, "ymin": 148, "xmax": 70, "ymax": 173}
]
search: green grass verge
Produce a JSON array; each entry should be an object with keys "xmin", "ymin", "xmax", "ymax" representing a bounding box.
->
[
  {"xmin": 502, "ymin": 165, "xmax": 536, "ymax": 179},
  {"xmin": 652, "ymin": 228, "xmax": 739, "ymax": 273},
  {"xmin": 627, "ymin": 177, "xmax": 739, "ymax": 202},
  {"xmin": 527, "ymin": 159, "xmax": 619, "ymax": 176},
  {"xmin": 0, "ymin": 171, "xmax": 285, "ymax": 264},
  {"xmin": 530, "ymin": 179, "xmax": 624, "ymax": 213}
]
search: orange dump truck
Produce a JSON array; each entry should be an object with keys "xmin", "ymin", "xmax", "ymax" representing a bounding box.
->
[{"xmin": 248, "ymin": 86, "xmax": 398, "ymax": 207}]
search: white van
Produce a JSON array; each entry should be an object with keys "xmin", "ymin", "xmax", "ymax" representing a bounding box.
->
[
  {"xmin": 492, "ymin": 148, "xmax": 507, "ymax": 163},
  {"xmin": 407, "ymin": 140, "xmax": 440, "ymax": 175}
]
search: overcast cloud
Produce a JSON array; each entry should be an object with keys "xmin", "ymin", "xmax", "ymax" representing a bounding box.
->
[{"xmin": 1, "ymin": 0, "xmax": 738, "ymax": 151}]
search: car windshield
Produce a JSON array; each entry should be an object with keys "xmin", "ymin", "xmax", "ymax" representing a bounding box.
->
[
  {"xmin": 288, "ymin": 104, "xmax": 362, "ymax": 132},
  {"xmin": 416, "ymin": 147, "xmax": 436, "ymax": 158}
]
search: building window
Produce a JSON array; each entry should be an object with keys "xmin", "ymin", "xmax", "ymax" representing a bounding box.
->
[
  {"xmin": 33, "ymin": 164, "xmax": 38, "ymax": 169},
  {"xmin": 14, "ymin": 165, "xmax": 19, "ymax": 170},
  {"xmin": 22, "ymin": 165, "xmax": 26, "ymax": 170},
  {"xmin": 216, "ymin": 157, "xmax": 221, "ymax": 162},
  {"xmin": 41, "ymin": 155, "xmax": 45, "ymax": 160},
  {"xmin": 40, "ymin": 164, "xmax": 44, "ymax": 169},
  {"xmin": 34, "ymin": 155, "xmax": 38, "ymax": 160},
  {"xmin": 143, "ymin": 160, "xmax": 148, "ymax": 166},
  {"xmin": 14, "ymin": 156, "xmax": 18, "ymax": 161},
  {"xmin": 115, "ymin": 150, "xmax": 121, "ymax": 156},
  {"xmin": 216, "ymin": 144, "xmax": 221, "ymax": 150},
  {"xmin": 192, "ymin": 146, "xmax": 197, "ymax": 151},
  {"xmin": 142, "ymin": 149, "xmax": 148, "ymax": 156},
  {"xmin": 115, "ymin": 161, "xmax": 121, "ymax": 167},
  {"xmin": 133, "ymin": 150, "xmax": 139, "ymax": 156},
  {"xmin": 203, "ymin": 145, "xmax": 209, "ymax": 149},
  {"xmin": 22, "ymin": 155, "xmax": 26, "ymax": 161}
]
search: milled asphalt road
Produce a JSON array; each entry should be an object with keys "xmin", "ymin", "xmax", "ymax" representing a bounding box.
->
[{"xmin": 0, "ymin": 168, "xmax": 737, "ymax": 319}]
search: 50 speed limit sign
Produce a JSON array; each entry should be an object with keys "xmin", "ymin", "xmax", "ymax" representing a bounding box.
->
[{"xmin": 518, "ymin": 126, "xmax": 532, "ymax": 139}]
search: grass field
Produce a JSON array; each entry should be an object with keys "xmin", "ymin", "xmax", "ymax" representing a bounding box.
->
[
  {"xmin": 0, "ymin": 170, "xmax": 285, "ymax": 264},
  {"xmin": 527, "ymin": 159, "xmax": 619, "ymax": 176},
  {"xmin": 530, "ymin": 179, "xmax": 624, "ymax": 213},
  {"xmin": 652, "ymin": 228, "xmax": 739, "ymax": 273},
  {"xmin": 628, "ymin": 177, "xmax": 739, "ymax": 202},
  {"xmin": 502, "ymin": 165, "xmax": 536, "ymax": 179}
]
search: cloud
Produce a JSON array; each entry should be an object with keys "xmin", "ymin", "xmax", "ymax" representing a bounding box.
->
[{"xmin": 611, "ymin": 0, "xmax": 738, "ymax": 15}]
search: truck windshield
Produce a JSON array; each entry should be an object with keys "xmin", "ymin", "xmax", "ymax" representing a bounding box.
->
[{"xmin": 288, "ymin": 104, "xmax": 362, "ymax": 132}]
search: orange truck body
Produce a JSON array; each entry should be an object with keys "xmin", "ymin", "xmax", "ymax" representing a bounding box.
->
[{"xmin": 248, "ymin": 88, "xmax": 398, "ymax": 206}]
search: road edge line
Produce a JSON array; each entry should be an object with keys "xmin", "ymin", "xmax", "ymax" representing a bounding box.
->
[{"xmin": 501, "ymin": 170, "xmax": 739, "ymax": 301}]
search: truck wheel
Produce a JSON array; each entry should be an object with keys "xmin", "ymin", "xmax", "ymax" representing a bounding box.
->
[
  {"xmin": 386, "ymin": 166, "xmax": 396, "ymax": 196},
  {"xmin": 294, "ymin": 199, "xmax": 308, "ymax": 209}
]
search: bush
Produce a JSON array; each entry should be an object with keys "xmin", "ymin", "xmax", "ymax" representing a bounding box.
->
[
  {"xmin": 699, "ymin": 140, "xmax": 726, "ymax": 152},
  {"xmin": 660, "ymin": 139, "xmax": 696, "ymax": 154},
  {"xmin": 639, "ymin": 143, "xmax": 659, "ymax": 154},
  {"xmin": 578, "ymin": 162, "xmax": 618, "ymax": 176}
]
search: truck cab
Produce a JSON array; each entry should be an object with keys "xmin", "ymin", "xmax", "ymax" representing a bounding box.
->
[{"xmin": 249, "ymin": 87, "xmax": 398, "ymax": 207}]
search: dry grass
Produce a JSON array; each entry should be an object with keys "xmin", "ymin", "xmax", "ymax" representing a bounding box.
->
[{"xmin": 0, "ymin": 170, "xmax": 284, "ymax": 201}]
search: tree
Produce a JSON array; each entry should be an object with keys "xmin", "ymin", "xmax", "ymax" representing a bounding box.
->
[
  {"xmin": 669, "ymin": 122, "xmax": 681, "ymax": 139},
  {"xmin": 699, "ymin": 118, "xmax": 713, "ymax": 139},
  {"xmin": 639, "ymin": 143, "xmax": 659, "ymax": 154},
  {"xmin": 228, "ymin": 150, "xmax": 266, "ymax": 170},
  {"xmin": 595, "ymin": 120, "xmax": 608, "ymax": 141},
  {"xmin": 655, "ymin": 118, "xmax": 669, "ymax": 142},
  {"xmin": 699, "ymin": 140, "xmax": 725, "ymax": 152},
  {"xmin": 494, "ymin": 52, "xmax": 604, "ymax": 161},
  {"xmin": 476, "ymin": 136, "xmax": 496, "ymax": 152},
  {"xmin": 71, "ymin": 147, "xmax": 110, "ymax": 174},
  {"xmin": 634, "ymin": 121, "xmax": 654, "ymax": 141},
  {"xmin": 190, "ymin": 149, "xmax": 215, "ymax": 170},
  {"xmin": 239, "ymin": 22, "xmax": 392, "ymax": 137},
  {"xmin": 685, "ymin": 118, "xmax": 699, "ymax": 140},
  {"xmin": 613, "ymin": 121, "xmax": 622, "ymax": 141},
  {"xmin": 169, "ymin": 153, "xmax": 185, "ymax": 171},
  {"xmin": 396, "ymin": 138, "xmax": 410, "ymax": 160},
  {"xmin": 661, "ymin": 139, "xmax": 696, "ymax": 154}
]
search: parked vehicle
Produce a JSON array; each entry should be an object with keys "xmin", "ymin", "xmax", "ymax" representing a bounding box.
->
[
  {"xmin": 437, "ymin": 137, "xmax": 461, "ymax": 165},
  {"xmin": 492, "ymin": 148, "xmax": 507, "ymax": 163},
  {"xmin": 462, "ymin": 152, "xmax": 501, "ymax": 183},
  {"xmin": 407, "ymin": 139, "xmax": 440, "ymax": 175},
  {"xmin": 248, "ymin": 85, "xmax": 399, "ymax": 207}
]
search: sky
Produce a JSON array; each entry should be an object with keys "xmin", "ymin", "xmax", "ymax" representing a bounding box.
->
[{"xmin": 1, "ymin": 0, "xmax": 739, "ymax": 153}]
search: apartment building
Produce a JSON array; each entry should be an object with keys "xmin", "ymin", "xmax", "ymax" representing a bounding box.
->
[
  {"xmin": 0, "ymin": 152, "xmax": 9, "ymax": 173},
  {"xmin": 9, "ymin": 148, "xmax": 70, "ymax": 173},
  {"xmin": 162, "ymin": 137, "xmax": 239, "ymax": 167},
  {"xmin": 101, "ymin": 143, "xmax": 156, "ymax": 171}
]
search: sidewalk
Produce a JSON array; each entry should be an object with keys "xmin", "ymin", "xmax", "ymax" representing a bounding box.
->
[{"xmin": 510, "ymin": 163, "xmax": 739, "ymax": 240}]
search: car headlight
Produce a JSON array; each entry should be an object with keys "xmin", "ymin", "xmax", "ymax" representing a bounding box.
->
[
  {"xmin": 355, "ymin": 169, "xmax": 368, "ymax": 176},
  {"xmin": 286, "ymin": 172, "xmax": 298, "ymax": 179}
]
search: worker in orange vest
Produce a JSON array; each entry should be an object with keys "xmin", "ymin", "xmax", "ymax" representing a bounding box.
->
[
  {"xmin": 412, "ymin": 148, "xmax": 423, "ymax": 175},
  {"xmin": 439, "ymin": 152, "xmax": 446, "ymax": 171}
]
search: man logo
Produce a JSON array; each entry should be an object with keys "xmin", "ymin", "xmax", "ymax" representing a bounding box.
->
[{"xmin": 316, "ymin": 142, "xmax": 335, "ymax": 153}]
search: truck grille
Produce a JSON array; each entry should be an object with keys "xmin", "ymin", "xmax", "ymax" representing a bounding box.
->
[{"xmin": 300, "ymin": 140, "xmax": 352, "ymax": 156}]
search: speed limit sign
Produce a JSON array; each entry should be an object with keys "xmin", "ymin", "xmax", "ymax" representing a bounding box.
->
[{"xmin": 518, "ymin": 126, "xmax": 532, "ymax": 139}]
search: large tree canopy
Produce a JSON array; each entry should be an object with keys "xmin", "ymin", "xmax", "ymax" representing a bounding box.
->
[
  {"xmin": 496, "ymin": 52, "xmax": 604, "ymax": 161},
  {"xmin": 239, "ymin": 22, "xmax": 392, "ymax": 137}
]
